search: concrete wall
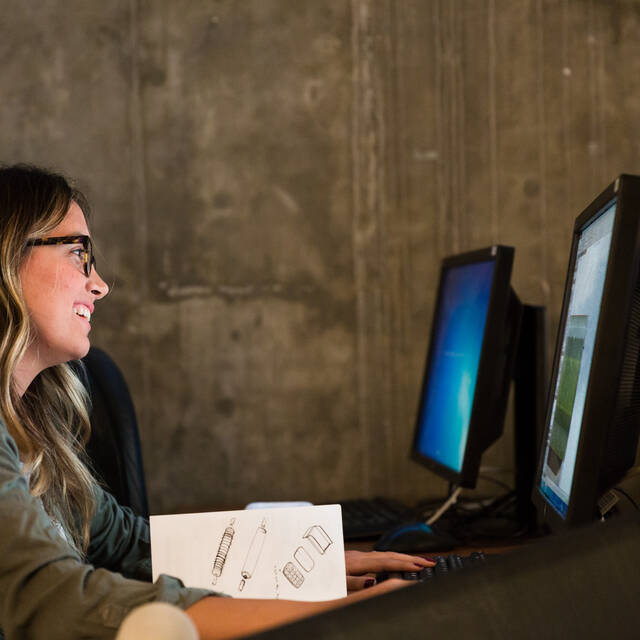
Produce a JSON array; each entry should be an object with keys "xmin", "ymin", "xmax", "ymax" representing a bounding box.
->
[{"xmin": 3, "ymin": 0, "xmax": 640, "ymax": 513}]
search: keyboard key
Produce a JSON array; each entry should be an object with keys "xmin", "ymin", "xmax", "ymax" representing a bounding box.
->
[{"xmin": 377, "ymin": 552, "xmax": 488, "ymax": 584}]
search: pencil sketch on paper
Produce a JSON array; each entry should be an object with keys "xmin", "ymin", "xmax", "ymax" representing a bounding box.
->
[
  {"xmin": 211, "ymin": 518, "xmax": 236, "ymax": 585},
  {"xmin": 280, "ymin": 523, "xmax": 335, "ymax": 590},
  {"xmin": 238, "ymin": 517, "xmax": 267, "ymax": 592},
  {"xmin": 303, "ymin": 524, "xmax": 333, "ymax": 554},
  {"xmin": 150, "ymin": 504, "xmax": 346, "ymax": 601},
  {"xmin": 282, "ymin": 561, "xmax": 305, "ymax": 588},
  {"xmin": 293, "ymin": 546, "xmax": 315, "ymax": 572}
]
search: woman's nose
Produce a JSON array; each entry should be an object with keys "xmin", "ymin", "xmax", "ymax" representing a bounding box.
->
[{"xmin": 87, "ymin": 267, "xmax": 109, "ymax": 299}]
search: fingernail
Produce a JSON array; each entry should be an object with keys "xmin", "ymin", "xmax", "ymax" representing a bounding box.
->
[
  {"xmin": 364, "ymin": 578, "xmax": 375, "ymax": 588},
  {"xmin": 425, "ymin": 557, "xmax": 436, "ymax": 562}
]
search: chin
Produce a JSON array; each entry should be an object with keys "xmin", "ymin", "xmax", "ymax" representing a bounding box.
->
[
  {"xmin": 73, "ymin": 342, "xmax": 91, "ymax": 360},
  {"xmin": 60, "ymin": 340, "xmax": 91, "ymax": 364}
]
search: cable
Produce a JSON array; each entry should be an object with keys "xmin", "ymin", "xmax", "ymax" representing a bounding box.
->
[
  {"xmin": 612, "ymin": 487, "xmax": 640, "ymax": 513},
  {"xmin": 453, "ymin": 496, "xmax": 497, "ymax": 513},
  {"xmin": 426, "ymin": 486, "xmax": 462, "ymax": 527}
]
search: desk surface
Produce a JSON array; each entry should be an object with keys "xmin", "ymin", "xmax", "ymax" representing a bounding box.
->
[{"xmin": 254, "ymin": 515, "xmax": 640, "ymax": 639}]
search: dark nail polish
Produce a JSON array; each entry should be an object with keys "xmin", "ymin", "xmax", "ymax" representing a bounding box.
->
[{"xmin": 364, "ymin": 578, "xmax": 375, "ymax": 588}]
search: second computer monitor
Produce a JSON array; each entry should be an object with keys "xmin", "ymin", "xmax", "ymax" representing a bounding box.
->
[
  {"xmin": 534, "ymin": 174, "xmax": 640, "ymax": 529},
  {"xmin": 411, "ymin": 245, "xmax": 522, "ymax": 489}
]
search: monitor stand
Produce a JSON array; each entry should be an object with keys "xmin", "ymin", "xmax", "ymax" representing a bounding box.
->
[
  {"xmin": 513, "ymin": 304, "xmax": 547, "ymax": 531},
  {"xmin": 466, "ymin": 304, "xmax": 547, "ymax": 537}
]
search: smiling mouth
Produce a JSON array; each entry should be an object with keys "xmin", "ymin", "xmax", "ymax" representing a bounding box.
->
[{"xmin": 73, "ymin": 306, "xmax": 91, "ymax": 322}]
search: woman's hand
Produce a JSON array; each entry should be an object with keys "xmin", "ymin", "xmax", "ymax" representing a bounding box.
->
[{"xmin": 344, "ymin": 550, "xmax": 434, "ymax": 592}]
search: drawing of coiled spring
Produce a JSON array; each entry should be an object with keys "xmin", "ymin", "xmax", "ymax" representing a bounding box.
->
[
  {"xmin": 238, "ymin": 518, "xmax": 267, "ymax": 591},
  {"xmin": 211, "ymin": 518, "xmax": 235, "ymax": 585}
]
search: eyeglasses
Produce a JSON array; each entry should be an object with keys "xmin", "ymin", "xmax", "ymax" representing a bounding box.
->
[{"xmin": 26, "ymin": 235, "xmax": 96, "ymax": 277}]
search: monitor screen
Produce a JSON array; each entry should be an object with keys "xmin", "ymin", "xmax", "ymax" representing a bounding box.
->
[
  {"xmin": 414, "ymin": 259, "xmax": 495, "ymax": 473},
  {"xmin": 534, "ymin": 174, "xmax": 640, "ymax": 528},
  {"xmin": 539, "ymin": 201, "xmax": 616, "ymax": 518},
  {"xmin": 412, "ymin": 246, "xmax": 522, "ymax": 489}
]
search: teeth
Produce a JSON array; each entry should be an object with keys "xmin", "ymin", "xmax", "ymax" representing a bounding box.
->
[{"xmin": 73, "ymin": 306, "xmax": 91, "ymax": 321}]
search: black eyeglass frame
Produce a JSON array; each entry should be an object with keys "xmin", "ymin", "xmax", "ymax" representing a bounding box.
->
[{"xmin": 26, "ymin": 235, "xmax": 96, "ymax": 277}]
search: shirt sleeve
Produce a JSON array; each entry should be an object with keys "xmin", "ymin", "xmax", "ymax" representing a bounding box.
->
[
  {"xmin": 0, "ymin": 419, "xmax": 217, "ymax": 640},
  {"xmin": 87, "ymin": 485, "xmax": 154, "ymax": 581}
]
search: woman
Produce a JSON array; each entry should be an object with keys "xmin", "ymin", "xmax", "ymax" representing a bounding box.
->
[{"xmin": 0, "ymin": 164, "xmax": 431, "ymax": 640}]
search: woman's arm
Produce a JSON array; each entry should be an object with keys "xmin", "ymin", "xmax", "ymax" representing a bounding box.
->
[
  {"xmin": 0, "ymin": 420, "xmax": 213, "ymax": 640},
  {"xmin": 87, "ymin": 485, "xmax": 154, "ymax": 580},
  {"xmin": 186, "ymin": 579, "xmax": 408, "ymax": 640}
]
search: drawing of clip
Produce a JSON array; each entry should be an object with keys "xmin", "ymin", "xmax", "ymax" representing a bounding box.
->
[{"xmin": 303, "ymin": 524, "xmax": 332, "ymax": 555}]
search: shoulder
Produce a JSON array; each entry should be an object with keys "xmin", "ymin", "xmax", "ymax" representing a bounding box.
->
[
  {"xmin": 0, "ymin": 415, "xmax": 38, "ymax": 523},
  {"xmin": 0, "ymin": 414, "xmax": 22, "ymax": 474}
]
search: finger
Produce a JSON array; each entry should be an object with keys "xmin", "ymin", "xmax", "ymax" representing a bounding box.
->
[
  {"xmin": 355, "ymin": 550, "xmax": 434, "ymax": 565},
  {"xmin": 346, "ymin": 551, "xmax": 434, "ymax": 575},
  {"xmin": 350, "ymin": 578, "xmax": 414, "ymax": 597},
  {"xmin": 346, "ymin": 575, "xmax": 377, "ymax": 592},
  {"xmin": 376, "ymin": 551, "xmax": 434, "ymax": 565},
  {"xmin": 369, "ymin": 578, "xmax": 414, "ymax": 593},
  {"xmin": 376, "ymin": 555, "xmax": 434, "ymax": 570}
]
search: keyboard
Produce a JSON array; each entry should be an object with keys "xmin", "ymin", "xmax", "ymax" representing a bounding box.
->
[
  {"xmin": 376, "ymin": 551, "xmax": 488, "ymax": 582},
  {"xmin": 339, "ymin": 497, "xmax": 412, "ymax": 540}
]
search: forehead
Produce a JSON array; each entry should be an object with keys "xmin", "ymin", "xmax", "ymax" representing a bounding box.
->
[{"xmin": 50, "ymin": 201, "xmax": 90, "ymax": 236}]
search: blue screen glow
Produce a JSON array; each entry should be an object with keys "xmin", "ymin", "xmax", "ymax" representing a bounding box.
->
[{"xmin": 415, "ymin": 260, "xmax": 495, "ymax": 472}]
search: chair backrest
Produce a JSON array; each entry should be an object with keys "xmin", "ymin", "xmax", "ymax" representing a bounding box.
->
[{"xmin": 81, "ymin": 347, "xmax": 149, "ymax": 518}]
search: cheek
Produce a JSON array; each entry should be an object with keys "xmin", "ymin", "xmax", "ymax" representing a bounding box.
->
[{"xmin": 21, "ymin": 261, "xmax": 78, "ymax": 325}]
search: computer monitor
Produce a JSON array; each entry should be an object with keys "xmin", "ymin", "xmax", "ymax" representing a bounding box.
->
[
  {"xmin": 411, "ymin": 245, "xmax": 522, "ymax": 489},
  {"xmin": 534, "ymin": 174, "xmax": 640, "ymax": 529}
]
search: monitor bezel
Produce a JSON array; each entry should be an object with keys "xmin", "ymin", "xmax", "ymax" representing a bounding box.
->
[
  {"xmin": 533, "ymin": 175, "xmax": 640, "ymax": 529},
  {"xmin": 411, "ymin": 245, "xmax": 517, "ymax": 489}
]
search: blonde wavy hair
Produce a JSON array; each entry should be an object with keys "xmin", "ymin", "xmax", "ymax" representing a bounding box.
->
[{"xmin": 0, "ymin": 164, "xmax": 98, "ymax": 553}]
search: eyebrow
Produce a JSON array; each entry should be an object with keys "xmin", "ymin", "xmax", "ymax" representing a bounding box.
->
[{"xmin": 56, "ymin": 234, "xmax": 91, "ymax": 241}]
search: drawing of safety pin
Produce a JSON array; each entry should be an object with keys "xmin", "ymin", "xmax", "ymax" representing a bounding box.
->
[
  {"xmin": 211, "ymin": 518, "xmax": 236, "ymax": 585},
  {"xmin": 238, "ymin": 518, "xmax": 267, "ymax": 592}
]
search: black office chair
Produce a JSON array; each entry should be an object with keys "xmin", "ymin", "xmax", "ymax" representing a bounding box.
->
[{"xmin": 80, "ymin": 347, "xmax": 149, "ymax": 518}]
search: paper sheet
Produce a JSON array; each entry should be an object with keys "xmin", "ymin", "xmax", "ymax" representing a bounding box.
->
[{"xmin": 150, "ymin": 504, "xmax": 346, "ymax": 601}]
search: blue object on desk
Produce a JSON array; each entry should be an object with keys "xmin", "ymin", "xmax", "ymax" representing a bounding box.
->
[{"xmin": 374, "ymin": 521, "xmax": 456, "ymax": 553}]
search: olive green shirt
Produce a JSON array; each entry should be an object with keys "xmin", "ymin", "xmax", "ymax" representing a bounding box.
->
[{"xmin": 0, "ymin": 418, "xmax": 216, "ymax": 640}]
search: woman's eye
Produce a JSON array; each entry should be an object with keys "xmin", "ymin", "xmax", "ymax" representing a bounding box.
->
[{"xmin": 71, "ymin": 248, "xmax": 85, "ymax": 261}]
